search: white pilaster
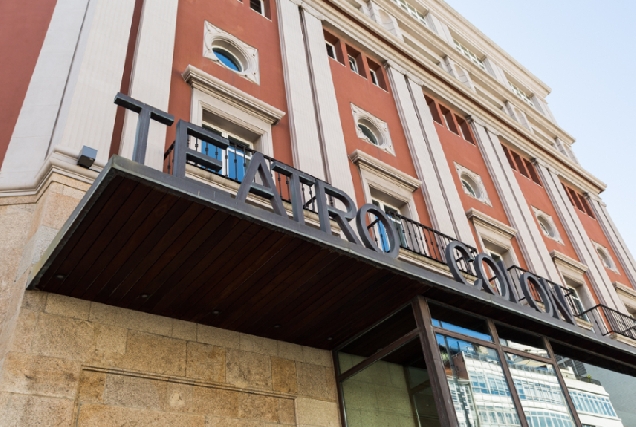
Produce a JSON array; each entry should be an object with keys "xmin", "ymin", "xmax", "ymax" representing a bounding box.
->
[
  {"xmin": 537, "ymin": 163, "xmax": 626, "ymax": 312},
  {"xmin": 387, "ymin": 65, "xmax": 475, "ymax": 245},
  {"xmin": 482, "ymin": 57, "xmax": 508, "ymax": 86},
  {"xmin": 589, "ymin": 196, "xmax": 636, "ymax": 288},
  {"xmin": 472, "ymin": 122, "xmax": 561, "ymax": 281},
  {"xmin": 0, "ymin": 0, "xmax": 91, "ymax": 187},
  {"xmin": 119, "ymin": 0, "xmax": 179, "ymax": 170},
  {"xmin": 275, "ymin": 0, "xmax": 325, "ymax": 180},
  {"xmin": 300, "ymin": 8, "xmax": 355, "ymax": 198},
  {"xmin": 53, "ymin": 0, "xmax": 136, "ymax": 166}
]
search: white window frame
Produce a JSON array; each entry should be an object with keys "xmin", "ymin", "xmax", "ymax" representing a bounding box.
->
[
  {"xmin": 592, "ymin": 242, "xmax": 618, "ymax": 272},
  {"xmin": 203, "ymin": 21, "xmax": 260, "ymax": 84},
  {"xmin": 351, "ymin": 104, "xmax": 394, "ymax": 154},
  {"xmin": 326, "ymin": 41, "xmax": 337, "ymax": 60},
  {"xmin": 348, "ymin": 54, "xmax": 359, "ymax": 73},
  {"xmin": 369, "ymin": 68, "xmax": 379, "ymax": 86},
  {"xmin": 455, "ymin": 163, "xmax": 491, "ymax": 206},
  {"xmin": 467, "ymin": 208, "xmax": 519, "ymax": 270},
  {"xmin": 532, "ymin": 207, "xmax": 563, "ymax": 244},
  {"xmin": 249, "ymin": 0, "xmax": 266, "ymax": 16}
]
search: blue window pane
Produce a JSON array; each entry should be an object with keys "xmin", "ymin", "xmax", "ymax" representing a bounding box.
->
[{"xmin": 213, "ymin": 48, "xmax": 241, "ymax": 72}]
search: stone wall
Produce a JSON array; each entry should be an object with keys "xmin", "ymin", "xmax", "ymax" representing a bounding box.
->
[{"xmin": 0, "ymin": 291, "xmax": 341, "ymax": 426}]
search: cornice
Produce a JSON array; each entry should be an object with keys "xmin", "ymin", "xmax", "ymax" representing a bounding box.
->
[
  {"xmin": 466, "ymin": 208, "xmax": 517, "ymax": 239},
  {"xmin": 309, "ymin": 0, "xmax": 606, "ymax": 194},
  {"xmin": 550, "ymin": 250, "xmax": 588, "ymax": 276},
  {"xmin": 183, "ymin": 65, "xmax": 286, "ymax": 125},
  {"xmin": 614, "ymin": 281, "xmax": 636, "ymax": 303},
  {"xmin": 349, "ymin": 149, "xmax": 422, "ymax": 192}
]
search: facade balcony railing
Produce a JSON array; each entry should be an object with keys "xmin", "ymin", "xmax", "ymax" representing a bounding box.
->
[
  {"xmin": 506, "ymin": 265, "xmax": 588, "ymax": 320},
  {"xmin": 578, "ymin": 304, "xmax": 636, "ymax": 341},
  {"xmin": 164, "ymin": 132, "xmax": 476, "ymax": 276},
  {"xmin": 383, "ymin": 212, "xmax": 477, "ymax": 275}
]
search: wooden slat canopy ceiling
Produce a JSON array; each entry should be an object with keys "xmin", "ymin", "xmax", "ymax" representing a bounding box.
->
[{"xmin": 27, "ymin": 157, "xmax": 636, "ymax": 372}]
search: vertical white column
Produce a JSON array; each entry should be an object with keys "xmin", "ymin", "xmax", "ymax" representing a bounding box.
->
[
  {"xmin": 536, "ymin": 162, "xmax": 626, "ymax": 312},
  {"xmin": 275, "ymin": 0, "xmax": 325, "ymax": 180},
  {"xmin": 0, "ymin": 0, "xmax": 91, "ymax": 187},
  {"xmin": 53, "ymin": 0, "xmax": 136, "ymax": 166},
  {"xmin": 589, "ymin": 196, "xmax": 636, "ymax": 288},
  {"xmin": 471, "ymin": 121, "xmax": 561, "ymax": 281},
  {"xmin": 300, "ymin": 7, "xmax": 355, "ymax": 198},
  {"xmin": 119, "ymin": 0, "xmax": 179, "ymax": 170},
  {"xmin": 387, "ymin": 64, "xmax": 475, "ymax": 245}
]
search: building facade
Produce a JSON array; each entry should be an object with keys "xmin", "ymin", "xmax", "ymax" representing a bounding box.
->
[{"xmin": 0, "ymin": 0, "xmax": 636, "ymax": 425}]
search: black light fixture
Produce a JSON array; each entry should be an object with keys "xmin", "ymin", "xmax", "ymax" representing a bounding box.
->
[{"xmin": 77, "ymin": 146, "xmax": 97, "ymax": 169}]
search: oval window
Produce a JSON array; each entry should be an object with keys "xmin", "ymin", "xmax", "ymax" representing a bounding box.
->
[
  {"xmin": 461, "ymin": 174, "xmax": 480, "ymax": 199},
  {"xmin": 213, "ymin": 48, "xmax": 242, "ymax": 72},
  {"xmin": 597, "ymin": 248, "xmax": 613, "ymax": 269},
  {"xmin": 358, "ymin": 123, "xmax": 380, "ymax": 146},
  {"xmin": 538, "ymin": 216, "xmax": 554, "ymax": 238}
]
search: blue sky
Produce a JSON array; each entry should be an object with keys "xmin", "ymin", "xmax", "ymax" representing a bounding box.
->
[{"xmin": 442, "ymin": 0, "xmax": 636, "ymax": 255}]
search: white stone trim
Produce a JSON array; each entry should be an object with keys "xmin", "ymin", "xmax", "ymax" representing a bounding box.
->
[
  {"xmin": 591, "ymin": 241, "xmax": 619, "ymax": 273},
  {"xmin": 351, "ymin": 104, "xmax": 394, "ymax": 154},
  {"xmin": 275, "ymin": 0, "xmax": 325, "ymax": 179},
  {"xmin": 188, "ymin": 75, "xmax": 282, "ymax": 157},
  {"xmin": 454, "ymin": 163, "xmax": 490, "ymax": 206},
  {"xmin": 467, "ymin": 208, "xmax": 519, "ymax": 265},
  {"xmin": 119, "ymin": 0, "xmax": 179, "ymax": 170},
  {"xmin": 54, "ymin": 0, "xmax": 136, "ymax": 166},
  {"xmin": 614, "ymin": 281, "xmax": 636, "ymax": 314},
  {"xmin": 0, "ymin": 0, "xmax": 92, "ymax": 187},
  {"xmin": 551, "ymin": 250, "xmax": 587, "ymax": 285},
  {"xmin": 351, "ymin": 150, "xmax": 420, "ymax": 221},
  {"xmin": 203, "ymin": 21, "xmax": 260, "ymax": 85},
  {"xmin": 470, "ymin": 121, "xmax": 562, "ymax": 283},
  {"xmin": 184, "ymin": 66, "xmax": 284, "ymax": 127},
  {"xmin": 588, "ymin": 196, "xmax": 636, "ymax": 288},
  {"xmin": 386, "ymin": 66, "xmax": 475, "ymax": 245},
  {"xmin": 532, "ymin": 207, "xmax": 563, "ymax": 244},
  {"xmin": 300, "ymin": 10, "xmax": 356, "ymax": 199},
  {"xmin": 536, "ymin": 162, "xmax": 626, "ymax": 313},
  {"xmin": 350, "ymin": 149, "xmax": 421, "ymax": 192}
]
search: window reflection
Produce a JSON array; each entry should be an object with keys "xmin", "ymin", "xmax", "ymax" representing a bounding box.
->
[
  {"xmin": 430, "ymin": 304, "xmax": 493, "ymax": 342},
  {"xmin": 505, "ymin": 353, "xmax": 575, "ymax": 427},
  {"xmin": 496, "ymin": 324, "xmax": 549, "ymax": 358},
  {"xmin": 556, "ymin": 354, "xmax": 631, "ymax": 426},
  {"xmin": 437, "ymin": 334, "xmax": 521, "ymax": 427}
]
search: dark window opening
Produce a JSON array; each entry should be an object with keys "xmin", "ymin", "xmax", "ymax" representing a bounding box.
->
[
  {"xmin": 250, "ymin": 0, "xmax": 265, "ymax": 16},
  {"xmin": 456, "ymin": 116, "xmax": 475, "ymax": 144},
  {"xmin": 439, "ymin": 105, "xmax": 458, "ymax": 134},
  {"xmin": 367, "ymin": 58, "xmax": 386, "ymax": 89},
  {"xmin": 425, "ymin": 95, "xmax": 442, "ymax": 124}
]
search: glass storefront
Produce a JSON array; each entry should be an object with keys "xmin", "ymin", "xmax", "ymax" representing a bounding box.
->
[{"xmin": 335, "ymin": 299, "xmax": 636, "ymax": 427}]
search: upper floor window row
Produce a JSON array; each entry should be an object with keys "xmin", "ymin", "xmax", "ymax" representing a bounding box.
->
[
  {"xmin": 563, "ymin": 185, "xmax": 596, "ymax": 219},
  {"xmin": 425, "ymin": 95, "xmax": 475, "ymax": 144},
  {"xmin": 454, "ymin": 39, "xmax": 486, "ymax": 72},
  {"xmin": 501, "ymin": 145, "xmax": 542, "ymax": 187},
  {"xmin": 324, "ymin": 30, "xmax": 388, "ymax": 90}
]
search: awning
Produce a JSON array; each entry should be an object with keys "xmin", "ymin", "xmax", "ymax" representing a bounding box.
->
[{"xmin": 28, "ymin": 156, "xmax": 636, "ymax": 372}]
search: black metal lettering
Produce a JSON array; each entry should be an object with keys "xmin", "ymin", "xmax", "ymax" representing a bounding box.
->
[
  {"xmin": 444, "ymin": 241, "xmax": 474, "ymax": 286},
  {"xmin": 314, "ymin": 180, "xmax": 360, "ymax": 244},
  {"xmin": 355, "ymin": 204, "xmax": 399, "ymax": 258},
  {"xmin": 114, "ymin": 93, "xmax": 174, "ymax": 164},
  {"xmin": 271, "ymin": 162, "xmax": 315, "ymax": 224},
  {"xmin": 236, "ymin": 152, "xmax": 287, "ymax": 218},
  {"xmin": 519, "ymin": 272, "xmax": 553, "ymax": 315},
  {"xmin": 473, "ymin": 254, "xmax": 515, "ymax": 301}
]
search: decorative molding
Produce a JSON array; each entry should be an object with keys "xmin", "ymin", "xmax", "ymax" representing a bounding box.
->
[
  {"xmin": 550, "ymin": 250, "xmax": 588, "ymax": 277},
  {"xmin": 455, "ymin": 163, "xmax": 491, "ymax": 206},
  {"xmin": 591, "ymin": 241, "xmax": 619, "ymax": 273},
  {"xmin": 203, "ymin": 21, "xmax": 260, "ymax": 84},
  {"xmin": 466, "ymin": 208, "xmax": 516, "ymax": 240},
  {"xmin": 613, "ymin": 281, "xmax": 636, "ymax": 312},
  {"xmin": 350, "ymin": 149, "xmax": 421, "ymax": 193},
  {"xmin": 531, "ymin": 206, "xmax": 563, "ymax": 244},
  {"xmin": 351, "ymin": 103, "xmax": 394, "ymax": 154},
  {"xmin": 183, "ymin": 65, "xmax": 285, "ymax": 126}
]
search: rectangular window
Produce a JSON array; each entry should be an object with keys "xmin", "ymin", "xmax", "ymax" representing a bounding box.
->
[
  {"xmin": 367, "ymin": 58, "xmax": 386, "ymax": 89},
  {"xmin": 564, "ymin": 185, "xmax": 595, "ymax": 218},
  {"xmin": 369, "ymin": 68, "xmax": 378, "ymax": 85},
  {"xmin": 250, "ymin": 0, "xmax": 265, "ymax": 16},
  {"xmin": 348, "ymin": 54, "xmax": 359, "ymax": 73},
  {"xmin": 439, "ymin": 105, "xmax": 458, "ymax": 134},
  {"xmin": 456, "ymin": 116, "xmax": 475, "ymax": 144},
  {"xmin": 425, "ymin": 95, "xmax": 442, "ymax": 124},
  {"xmin": 325, "ymin": 41, "xmax": 336, "ymax": 59},
  {"xmin": 201, "ymin": 124, "xmax": 252, "ymax": 182}
]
